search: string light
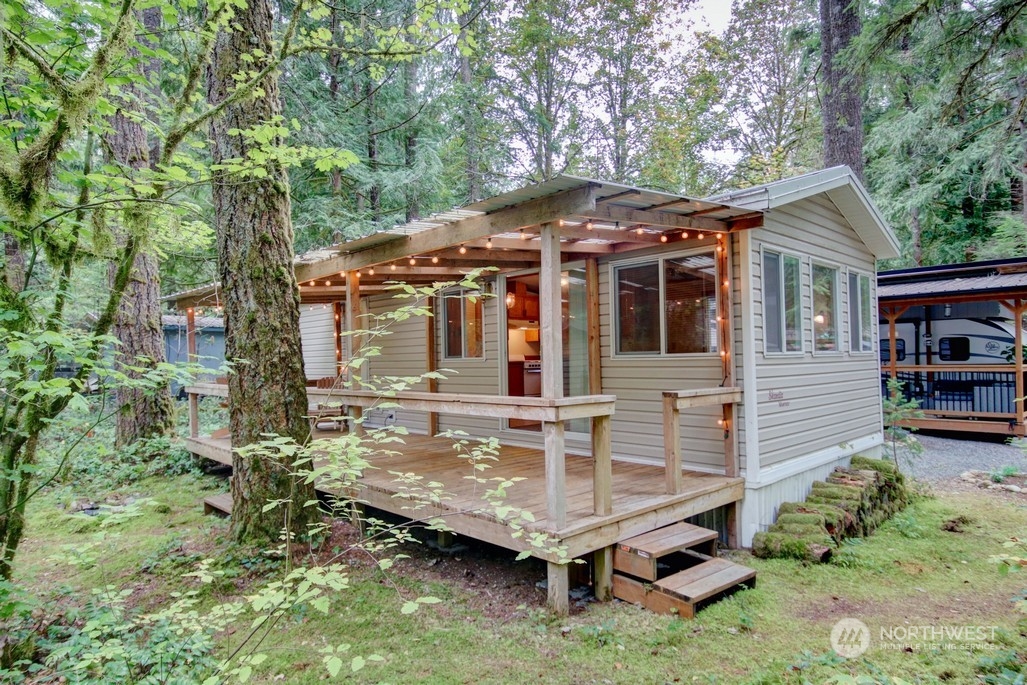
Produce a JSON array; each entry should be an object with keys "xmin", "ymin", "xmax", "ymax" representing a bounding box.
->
[
  {"xmin": 431, "ymin": 255, "xmax": 439, "ymax": 264},
  {"xmin": 485, "ymin": 238, "xmax": 493, "ymax": 249},
  {"xmin": 635, "ymin": 226, "xmax": 644, "ymax": 235},
  {"xmin": 324, "ymin": 280, "xmax": 331, "ymax": 286},
  {"xmin": 660, "ymin": 234, "xmax": 668, "ymax": 243},
  {"xmin": 459, "ymin": 245, "xmax": 468, "ymax": 255},
  {"xmin": 681, "ymin": 231, "xmax": 689, "ymax": 239},
  {"xmin": 585, "ymin": 221, "xmax": 593, "ymax": 231},
  {"xmin": 308, "ymin": 280, "xmax": 315, "ymax": 286},
  {"xmin": 409, "ymin": 257, "xmax": 416, "ymax": 266},
  {"xmin": 519, "ymin": 230, "xmax": 528, "ymax": 241},
  {"xmin": 697, "ymin": 232, "xmax": 704, "ymax": 240},
  {"xmin": 391, "ymin": 263, "xmax": 397, "ymax": 271},
  {"xmin": 368, "ymin": 267, "xmax": 375, "ymax": 276},
  {"xmin": 716, "ymin": 232, "xmax": 724, "ymax": 239}
]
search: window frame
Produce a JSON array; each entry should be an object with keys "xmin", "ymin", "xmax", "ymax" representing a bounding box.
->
[
  {"xmin": 441, "ymin": 287, "xmax": 485, "ymax": 360},
  {"xmin": 810, "ymin": 260, "xmax": 842, "ymax": 355},
  {"xmin": 611, "ymin": 248, "xmax": 720, "ymax": 358},
  {"xmin": 847, "ymin": 269, "xmax": 875, "ymax": 354},
  {"xmin": 761, "ymin": 246, "xmax": 805, "ymax": 356}
]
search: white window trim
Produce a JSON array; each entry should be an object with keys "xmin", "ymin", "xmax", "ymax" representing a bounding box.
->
[
  {"xmin": 760, "ymin": 245, "xmax": 805, "ymax": 357},
  {"xmin": 847, "ymin": 269, "xmax": 875, "ymax": 355},
  {"xmin": 610, "ymin": 247, "xmax": 720, "ymax": 359},
  {"xmin": 810, "ymin": 259, "xmax": 842, "ymax": 356},
  {"xmin": 440, "ymin": 287, "xmax": 485, "ymax": 361}
]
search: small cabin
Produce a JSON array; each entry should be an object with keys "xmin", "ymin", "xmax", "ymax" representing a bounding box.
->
[
  {"xmin": 878, "ymin": 258, "xmax": 1027, "ymax": 437},
  {"xmin": 171, "ymin": 167, "xmax": 899, "ymax": 612}
]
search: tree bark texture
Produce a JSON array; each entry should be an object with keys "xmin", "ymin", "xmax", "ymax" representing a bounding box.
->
[
  {"xmin": 820, "ymin": 0, "xmax": 864, "ymax": 182},
  {"xmin": 104, "ymin": 7, "xmax": 174, "ymax": 448},
  {"xmin": 459, "ymin": 12, "xmax": 480, "ymax": 202},
  {"xmin": 207, "ymin": 0, "xmax": 319, "ymax": 544}
]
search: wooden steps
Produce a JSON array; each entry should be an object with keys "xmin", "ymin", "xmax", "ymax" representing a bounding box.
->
[
  {"xmin": 203, "ymin": 492, "xmax": 232, "ymax": 517},
  {"xmin": 612, "ymin": 521, "xmax": 755, "ymax": 617}
]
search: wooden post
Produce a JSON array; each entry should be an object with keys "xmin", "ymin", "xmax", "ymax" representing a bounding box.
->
[
  {"xmin": 717, "ymin": 234, "xmax": 737, "ymax": 478},
  {"xmin": 882, "ymin": 305, "xmax": 908, "ymax": 398},
  {"xmin": 186, "ymin": 308, "xmax": 199, "ymax": 439},
  {"xmin": 333, "ymin": 301, "xmax": 344, "ymax": 375},
  {"xmin": 547, "ymin": 561, "xmax": 569, "ymax": 615},
  {"xmin": 540, "ymin": 220, "xmax": 569, "ymax": 615},
  {"xmin": 426, "ymin": 296, "xmax": 439, "ymax": 435},
  {"xmin": 346, "ymin": 272, "xmax": 364, "ymax": 434},
  {"xmin": 1016, "ymin": 300, "xmax": 1025, "ymax": 433},
  {"xmin": 592, "ymin": 414, "xmax": 612, "ymax": 516},
  {"xmin": 593, "ymin": 546, "xmax": 613, "ymax": 601},
  {"xmin": 585, "ymin": 257, "xmax": 602, "ymax": 395},
  {"xmin": 663, "ymin": 394, "xmax": 682, "ymax": 494}
]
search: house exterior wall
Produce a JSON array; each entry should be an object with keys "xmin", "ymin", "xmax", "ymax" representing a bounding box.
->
[
  {"xmin": 737, "ymin": 195, "xmax": 886, "ymax": 546},
  {"xmin": 364, "ymin": 294, "xmax": 430, "ymax": 433},
  {"xmin": 299, "ymin": 305, "xmax": 338, "ymax": 379}
]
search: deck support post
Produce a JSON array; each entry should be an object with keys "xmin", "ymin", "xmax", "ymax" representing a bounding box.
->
[
  {"xmin": 1015, "ymin": 300, "xmax": 1025, "ymax": 431},
  {"xmin": 593, "ymin": 546, "xmax": 613, "ymax": 601},
  {"xmin": 425, "ymin": 297, "xmax": 439, "ymax": 435},
  {"xmin": 547, "ymin": 562, "xmax": 570, "ymax": 615},
  {"xmin": 663, "ymin": 395, "xmax": 682, "ymax": 495},
  {"xmin": 186, "ymin": 308, "xmax": 199, "ymax": 439},
  {"xmin": 592, "ymin": 414, "xmax": 612, "ymax": 516},
  {"xmin": 346, "ymin": 272, "xmax": 364, "ymax": 436}
]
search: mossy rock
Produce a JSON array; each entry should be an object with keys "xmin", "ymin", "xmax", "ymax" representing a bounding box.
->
[{"xmin": 752, "ymin": 531, "xmax": 833, "ymax": 563}]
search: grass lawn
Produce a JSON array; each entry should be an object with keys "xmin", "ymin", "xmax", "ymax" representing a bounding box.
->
[{"xmin": 7, "ymin": 459, "xmax": 1027, "ymax": 684}]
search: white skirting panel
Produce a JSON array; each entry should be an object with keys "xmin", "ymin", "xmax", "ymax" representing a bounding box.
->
[{"xmin": 737, "ymin": 432, "xmax": 884, "ymax": 547}]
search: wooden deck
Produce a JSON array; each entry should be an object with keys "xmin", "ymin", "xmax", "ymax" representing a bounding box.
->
[{"xmin": 186, "ymin": 431, "xmax": 743, "ymax": 561}]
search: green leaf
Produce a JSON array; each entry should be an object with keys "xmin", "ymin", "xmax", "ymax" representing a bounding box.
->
[
  {"xmin": 351, "ymin": 655, "xmax": 365, "ymax": 672},
  {"xmin": 400, "ymin": 601, "xmax": 419, "ymax": 614},
  {"xmin": 324, "ymin": 655, "xmax": 343, "ymax": 677},
  {"xmin": 236, "ymin": 665, "xmax": 252, "ymax": 683}
]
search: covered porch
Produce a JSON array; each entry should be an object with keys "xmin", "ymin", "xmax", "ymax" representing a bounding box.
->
[{"xmin": 171, "ymin": 176, "xmax": 762, "ymax": 612}]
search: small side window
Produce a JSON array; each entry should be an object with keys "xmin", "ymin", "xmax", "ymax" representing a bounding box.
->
[{"xmin": 938, "ymin": 336, "xmax": 970, "ymax": 362}]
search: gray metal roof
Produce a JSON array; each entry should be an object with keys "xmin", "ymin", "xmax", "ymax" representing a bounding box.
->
[
  {"xmin": 878, "ymin": 272, "xmax": 1027, "ymax": 300},
  {"xmin": 162, "ymin": 314, "xmax": 224, "ymax": 329}
]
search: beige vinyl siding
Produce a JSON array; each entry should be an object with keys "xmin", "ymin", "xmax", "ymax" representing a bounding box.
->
[
  {"xmin": 363, "ymin": 295, "xmax": 429, "ymax": 434},
  {"xmin": 598, "ymin": 259, "xmax": 726, "ymax": 470},
  {"xmin": 752, "ymin": 196, "xmax": 882, "ymax": 467},
  {"xmin": 435, "ymin": 296, "xmax": 503, "ymax": 436},
  {"xmin": 299, "ymin": 304, "xmax": 338, "ymax": 379},
  {"xmin": 730, "ymin": 233, "xmax": 748, "ymax": 476}
]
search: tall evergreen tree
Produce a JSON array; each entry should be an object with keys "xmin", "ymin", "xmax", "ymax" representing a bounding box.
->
[{"xmin": 820, "ymin": 0, "xmax": 865, "ymax": 180}]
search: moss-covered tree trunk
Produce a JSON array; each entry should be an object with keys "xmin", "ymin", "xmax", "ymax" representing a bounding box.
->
[
  {"xmin": 104, "ymin": 8, "xmax": 174, "ymax": 447},
  {"xmin": 207, "ymin": 0, "xmax": 319, "ymax": 545}
]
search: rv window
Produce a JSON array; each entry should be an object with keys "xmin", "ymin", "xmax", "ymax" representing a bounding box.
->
[
  {"xmin": 615, "ymin": 251, "xmax": 718, "ymax": 356},
  {"xmin": 812, "ymin": 263, "xmax": 839, "ymax": 352},
  {"xmin": 763, "ymin": 250, "xmax": 802, "ymax": 353},
  {"xmin": 938, "ymin": 336, "xmax": 970, "ymax": 362},
  {"xmin": 442, "ymin": 288, "xmax": 484, "ymax": 359},
  {"xmin": 848, "ymin": 272, "xmax": 873, "ymax": 353},
  {"xmin": 880, "ymin": 339, "xmax": 905, "ymax": 363}
]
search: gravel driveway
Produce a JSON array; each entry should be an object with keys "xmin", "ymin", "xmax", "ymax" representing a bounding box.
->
[{"xmin": 893, "ymin": 432, "xmax": 1026, "ymax": 481}]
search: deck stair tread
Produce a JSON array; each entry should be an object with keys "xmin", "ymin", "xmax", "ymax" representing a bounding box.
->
[
  {"xmin": 655, "ymin": 558, "xmax": 756, "ymax": 603},
  {"xmin": 614, "ymin": 521, "xmax": 718, "ymax": 581},
  {"xmin": 612, "ymin": 520, "xmax": 755, "ymax": 617},
  {"xmin": 203, "ymin": 492, "xmax": 232, "ymax": 517}
]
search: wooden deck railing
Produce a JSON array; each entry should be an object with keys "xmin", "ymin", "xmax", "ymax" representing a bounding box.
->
[
  {"xmin": 662, "ymin": 387, "xmax": 742, "ymax": 494},
  {"xmin": 184, "ymin": 382, "xmax": 617, "ymax": 529}
]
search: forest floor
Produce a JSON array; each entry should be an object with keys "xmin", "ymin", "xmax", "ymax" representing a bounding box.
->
[{"xmin": 8, "ymin": 428, "xmax": 1027, "ymax": 684}]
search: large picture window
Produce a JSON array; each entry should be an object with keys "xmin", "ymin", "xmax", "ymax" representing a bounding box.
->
[
  {"xmin": 812, "ymin": 263, "xmax": 839, "ymax": 352},
  {"xmin": 763, "ymin": 250, "xmax": 802, "ymax": 353},
  {"xmin": 615, "ymin": 252, "xmax": 717, "ymax": 355},
  {"xmin": 848, "ymin": 271, "xmax": 873, "ymax": 353},
  {"xmin": 442, "ymin": 289, "xmax": 483, "ymax": 359}
]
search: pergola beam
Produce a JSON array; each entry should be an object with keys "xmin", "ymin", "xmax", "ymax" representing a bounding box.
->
[
  {"xmin": 299, "ymin": 184, "xmax": 599, "ymax": 277},
  {"xmin": 579, "ymin": 204, "xmax": 732, "ymax": 231}
]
